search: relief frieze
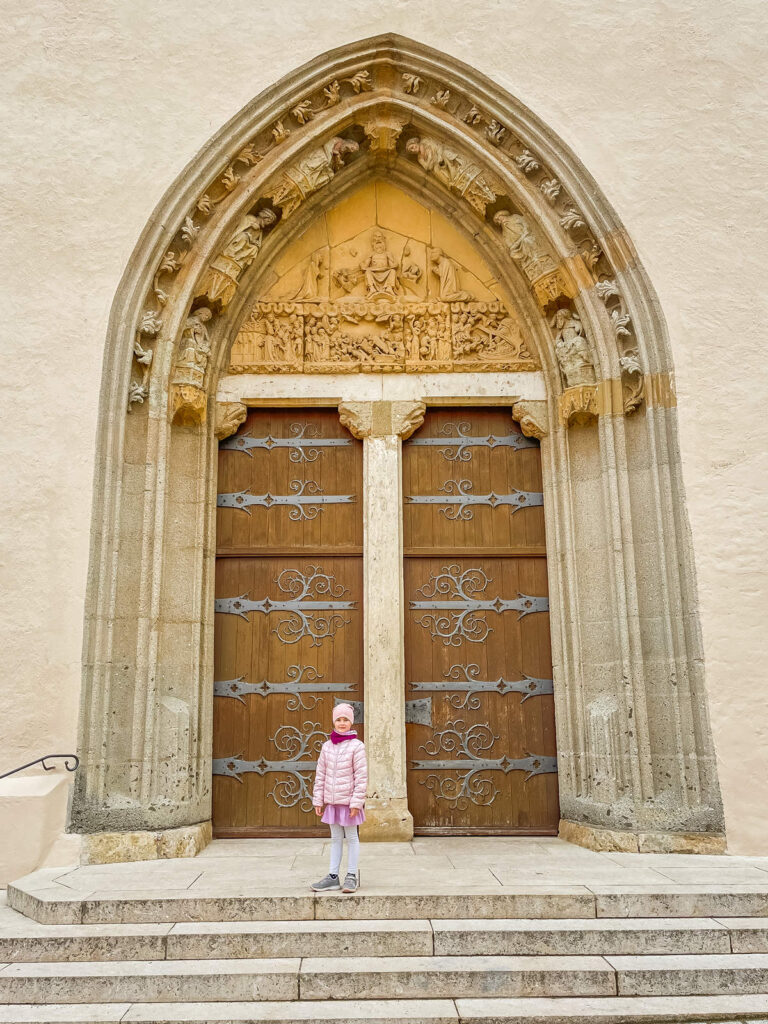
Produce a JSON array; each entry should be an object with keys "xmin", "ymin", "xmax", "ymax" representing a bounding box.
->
[{"xmin": 229, "ymin": 298, "xmax": 538, "ymax": 375}]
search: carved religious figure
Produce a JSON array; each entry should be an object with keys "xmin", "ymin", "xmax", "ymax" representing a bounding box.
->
[
  {"xmin": 493, "ymin": 210, "xmax": 556, "ymax": 282},
  {"xmin": 265, "ymin": 137, "xmax": 359, "ymax": 217},
  {"xmin": 292, "ymin": 251, "xmax": 324, "ymax": 300},
  {"xmin": 551, "ymin": 308, "xmax": 596, "ymax": 387},
  {"xmin": 361, "ymin": 230, "xmax": 399, "ymax": 298},
  {"xmin": 170, "ymin": 306, "xmax": 214, "ymax": 426},
  {"xmin": 430, "ymin": 248, "xmax": 471, "ymax": 301},
  {"xmin": 200, "ymin": 208, "xmax": 277, "ymax": 307},
  {"xmin": 405, "ymin": 135, "xmax": 497, "ymax": 213}
]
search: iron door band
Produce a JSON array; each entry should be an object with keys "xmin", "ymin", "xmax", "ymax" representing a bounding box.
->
[
  {"xmin": 221, "ymin": 423, "xmax": 352, "ymax": 462},
  {"xmin": 411, "ymin": 564, "xmax": 549, "ymax": 645},
  {"xmin": 217, "ymin": 480, "xmax": 355, "ymax": 521},
  {"xmin": 410, "ymin": 663, "xmax": 553, "ymax": 708},
  {"xmin": 406, "ymin": 479, "xmax": 543, "ymax": 520},
  {"xmin": 410, "ymin": 720, "xmax": 557, "ymax": 807},
  {"xmin": 406, "ymin": 421, "xmax": 538, "ymax": 461},
  {"xmin": 215, "ymin": 567, "xmax": 354, "ymax": 645}
]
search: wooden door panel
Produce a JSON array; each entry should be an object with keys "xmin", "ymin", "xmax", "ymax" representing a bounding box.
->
[
  {"xmin": 403, "ymin": 407, "xmax": 545, "ymax": 555},
  {"xmin": 217, "ymin": 408, "xmax": 362, "ymax": 555},
  {"xmin": 403, "ymin": 408, "xmax": 559, "ymax": 834},
  {"xmin": 213, "ymin": 408, "xmax": 363, "ymax": 837}
]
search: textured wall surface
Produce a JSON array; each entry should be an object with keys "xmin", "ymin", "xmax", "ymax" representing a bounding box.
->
[{"xmin": 1, "ymin": 1, "xmax": 766, "ymax": 853}]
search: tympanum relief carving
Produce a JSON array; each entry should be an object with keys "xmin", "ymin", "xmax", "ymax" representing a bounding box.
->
[{"xmin": 227, "ymin": 183, "xmax": 539, "ymax": 375}]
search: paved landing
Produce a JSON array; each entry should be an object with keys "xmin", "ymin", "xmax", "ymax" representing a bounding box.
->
[{"xmin": 17, "ymin": 836, "xmax": 768, "ymax": 898}]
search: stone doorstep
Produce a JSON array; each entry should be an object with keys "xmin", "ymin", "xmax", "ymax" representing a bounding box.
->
[
  {"xmin": 4, "ymin": 999, "xmax": 768, "ymax": 1024},
  {"xmin": 4, "ymin": 917, "xmax": 766, "ymax": 962},
  {"xmin": 13, "ymin": 880, "xmax": 768, "ymax": 925}
]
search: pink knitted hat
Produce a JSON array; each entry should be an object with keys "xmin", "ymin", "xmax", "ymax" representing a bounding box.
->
[{"xmin": 333, "ymin": 702, "xmax": 355, "ymax": 724}]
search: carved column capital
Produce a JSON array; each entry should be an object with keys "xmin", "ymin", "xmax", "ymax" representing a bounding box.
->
[
  {"xmin": 338, "ymin": 400, "xmax": 426, "ymax": 440},
  {"xmin": 215, "ymin": 401, "xmax": 247, "ymax": 440},
  {"xmin": 512, "ymin": 399, "xmax": 548, "ymax": 440}
]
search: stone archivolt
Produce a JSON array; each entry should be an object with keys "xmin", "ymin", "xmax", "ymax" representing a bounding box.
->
[{"xmin": 126, "ymin": 51, "xmax": 649, "ymax": 420}]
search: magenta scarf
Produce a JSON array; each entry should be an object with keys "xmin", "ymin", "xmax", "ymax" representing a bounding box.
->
[{"xmin": 330, "ymin": 729, "xmax": 357, "ymax": 744}]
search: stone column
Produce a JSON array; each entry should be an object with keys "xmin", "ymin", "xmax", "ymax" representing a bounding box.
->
[{"xmin": 338, "ymin": 400, "xmax": 426, "ymax": 842}]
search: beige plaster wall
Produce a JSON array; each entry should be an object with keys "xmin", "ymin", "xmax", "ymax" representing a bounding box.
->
[{"xmin": 1, "ymin": 1, "xmax": 766, "ymax": 857}]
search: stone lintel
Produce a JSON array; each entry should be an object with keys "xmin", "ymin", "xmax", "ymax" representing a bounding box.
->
[
  {"xmin": 80, "ymin": 820, "xmax": 212, "ymax": 865},
  {"xmin": 559, "ymin": 818, "xmax": 727, "ymax": 855}
]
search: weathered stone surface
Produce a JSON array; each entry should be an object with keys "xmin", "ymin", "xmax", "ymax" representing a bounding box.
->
[
  {"xmin": 0, "ymin": 958, "xmax": 300, "ymax": 1004},
  {"xmin": 166, "ymin": 919, "xmax": 433, "ymax": 959},
  {"xmin": 80, "ymin": 822, "xmax": 212, "ymax": 866},
  {"xmin": 299, "ymin": 955, "xmax": 615, "ymax": 1000},
  {"xmin": 432, "ymin": 917, "xmax": 730, "ymax": 956},
  {"xmin": 123, "ymin": 1001, "xmax": 459, "ymax": 1022},
  {"xmin": 454, "ymin": 993, "xmax": 768, "ymax": 1022},
  {"xmin": 609, "ymin": 951, "xmax": 768, "ymax": 995}
]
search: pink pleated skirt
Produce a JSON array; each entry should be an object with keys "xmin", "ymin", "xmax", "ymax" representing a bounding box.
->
[{"xmin": 321, "ymin": 803, "xmax": 366, "ymax": 826}]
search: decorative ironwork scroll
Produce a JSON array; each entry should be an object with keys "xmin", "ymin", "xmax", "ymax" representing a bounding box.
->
[
  {"xmin": 411, "ymin": 564, "xmax": 549, "ymax": 645},
  {"xmin": 215, "ymin": 566, "xmax": 355, "ymax": 645},
  {"xmin": 410, "ymin": 662, "xmax": 554, "ymax": 709},
  {"xmin": 406, "ymin": 479, "xmax": 543, "ymax": 520},
  {"xmin": 214, "ymin": 664, "xmax": 358, "ymax": 709},
  {"xmin": 410, "ymin": 719, "xmax": 557, "ymax": 807},
  {"xmin": 221, "ymin": 422, "xmax": 352, "ymax": 462},
  {"xmin": 407, "ymin": 421, "xmax": 537, "ymax": 462},
  {"xmin": 213, "ymin": 721, "xmax": 326, "ymax": 810},
  {"xmin": 217, "ymin": 480, "xmax": 355, "ymax": 521}
]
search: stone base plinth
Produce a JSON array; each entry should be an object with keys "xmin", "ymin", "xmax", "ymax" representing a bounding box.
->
[
  {"xmin": 80, "ymin": 820, "xmax": 212, "ymax": 865},
  {"xmin": 559, "ymin": 818, "xmax": 727, "ymax": 855},
  {"xmin": 359, "ymin": 799, "xmax": 413, "ymax": 842}
]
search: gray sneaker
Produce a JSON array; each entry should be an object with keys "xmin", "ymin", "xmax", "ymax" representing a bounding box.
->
[
  {"xmin": 311, "ymin": 873, "xmax": 341, "ymax": 892},
  {"xmin": 342, "ymin": 872, "xmax": 359, "ymax": 893}
]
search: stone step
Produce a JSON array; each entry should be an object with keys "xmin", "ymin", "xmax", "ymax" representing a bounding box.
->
[
  {"xmin": 0, "ymin": 954, "xmax": 615, "ymax": 1004},
  {"xmin": 3, "ymin": 916, "xmax": 759, "ymax": 962},
  {"xmin": 12, "ymin": 880, "xmax": 768, "ymax": 924},
  {"xmin": 0, "ymin": 959, "xmax": 300, "ymax": 1004},
  {"xmin": 4, "ymin": 994, "xmax": 768, "ymax": 1023}
]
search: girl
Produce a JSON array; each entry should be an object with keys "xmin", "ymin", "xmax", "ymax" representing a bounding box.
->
[{"xmin": 311, "ymin": 702, "xmax": 368, "ymax": 893}]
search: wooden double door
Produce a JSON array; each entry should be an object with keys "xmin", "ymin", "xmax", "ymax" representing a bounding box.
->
[
  {"xmin": 213, "ymin": 408, "xmax": 363, "ymax": 837},
  {"xmin": 213, "ymin": 405, "xmax": 558, "ymax": 836},
  {"xmin": 403, "ymin": 407, "xmax": 559, "ymax": 834}
]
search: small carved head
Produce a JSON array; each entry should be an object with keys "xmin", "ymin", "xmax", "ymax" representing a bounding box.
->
[
  {"xmin": 405, "ymin": 137, "xmax": 421, "ymax": 156},
  {"xmin": 371, "ymin": 230, "xmax": 386, "ymax": 252},
  {"xmin": 256, "ymin": 208, "xmax": 278, "ymax": 228},
  {"xmin": 493, "ymin": 210, "xmax": 510, "ymax": 227},
  {"xmin": 194, "ymin": 306, "xmax": 213, "ymax": 323},
  {"xmin": 332, "ymin": 138, "xmax": 359, "ymax": 165}
]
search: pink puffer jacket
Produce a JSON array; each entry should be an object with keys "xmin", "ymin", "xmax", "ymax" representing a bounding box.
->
[{"xmin": 312, "ymin": 735, "xmax": 368, "ymax": 810}]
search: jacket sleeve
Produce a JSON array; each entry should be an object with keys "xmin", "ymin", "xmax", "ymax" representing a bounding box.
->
[
  {"xmin": 349, "ymin": 741, "xmax": 368, "ymax": 810},
  {"xmin": 312, "ymin": 743, "xmax": 327, "ymax": 807}
]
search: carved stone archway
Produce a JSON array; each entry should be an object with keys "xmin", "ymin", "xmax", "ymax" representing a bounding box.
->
[{"xmin": 73, "ymin": 34, "xmax": 724, "ymax": 860}]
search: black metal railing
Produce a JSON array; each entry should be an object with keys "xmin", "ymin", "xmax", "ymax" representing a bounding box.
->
[{"xmin": 0, "ymin": 755, "xmax": 79, "ymax": 781}]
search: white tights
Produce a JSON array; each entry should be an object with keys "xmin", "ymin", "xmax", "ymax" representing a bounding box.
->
[{"xmin": 329, "ymin": 823, "xmax": 360, "ymax": 876}]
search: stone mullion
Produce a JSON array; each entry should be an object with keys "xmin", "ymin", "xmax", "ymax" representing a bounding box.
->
[{"xmin": 338, "ymin": 400, "xmax": 426, "ymax": 841}]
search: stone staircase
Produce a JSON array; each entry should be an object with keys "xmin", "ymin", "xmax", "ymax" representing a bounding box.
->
[{"xmin": 4, "ymin": 882, "xmax": 768, "ymax": 1022}]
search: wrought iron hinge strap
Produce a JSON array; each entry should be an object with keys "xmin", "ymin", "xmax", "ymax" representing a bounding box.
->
[
  {"xmin": 406, "ymin": 479, "xmax": 543, "ymax": 520},
  {"xmin": 221, "ymin": 423, "xmax": 352, "ymax": 462},
  {"xmin": 218, "ymin": 480, "xmax": 355, "ymax": 521}
]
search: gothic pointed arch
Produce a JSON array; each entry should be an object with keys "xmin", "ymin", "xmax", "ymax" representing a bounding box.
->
[{"xmin": 74, "ymin": 34, "xmax": 723, "ymax": 853}]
